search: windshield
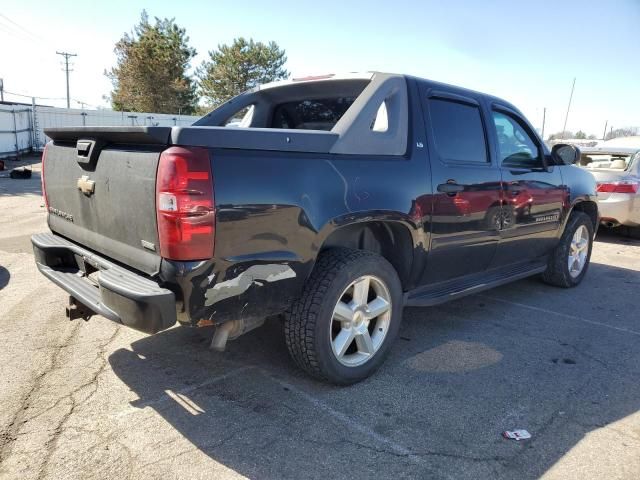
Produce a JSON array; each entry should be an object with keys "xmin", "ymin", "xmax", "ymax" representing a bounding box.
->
[{"xmin": 578, "ymin": 153, "xmax": 635, "ymax": 170}]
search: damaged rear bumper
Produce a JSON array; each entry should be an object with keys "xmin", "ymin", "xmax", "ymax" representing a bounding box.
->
[{"xmin": 32, "ymin": 232, "xmax": 176, "ymax": 334}]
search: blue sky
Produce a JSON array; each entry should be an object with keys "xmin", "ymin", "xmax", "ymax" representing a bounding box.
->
[{"xmin": 1, "ymin": 0, "xmax": 638, "ymax": 136}]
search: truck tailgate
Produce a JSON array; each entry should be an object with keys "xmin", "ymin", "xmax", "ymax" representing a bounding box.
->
[{"xmin": 44, "ymin": 128, "xmax": 170, "ymax": 275}]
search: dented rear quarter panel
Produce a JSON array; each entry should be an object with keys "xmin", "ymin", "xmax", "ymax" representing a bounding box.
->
[
  {"xmin": 173, "ymin": 81, "xmax": 433, "ymax": 325},
  {"xmin": 173, "ymin": 147, "xmax": 432, "ymax": 325}
]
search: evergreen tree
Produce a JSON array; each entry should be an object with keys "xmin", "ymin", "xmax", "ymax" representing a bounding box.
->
[
  {"xmin": 198, "ymin": 37, "xmax": 288, "ymax": 107},
  {"xmin": 107, "ymin": 11, "xmax": 197, "ymax": 114}
]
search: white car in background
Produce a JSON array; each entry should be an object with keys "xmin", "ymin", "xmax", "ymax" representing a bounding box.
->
[{"xmin": 578, "ymin": 143, "xmax": 640, "ymax": 233}]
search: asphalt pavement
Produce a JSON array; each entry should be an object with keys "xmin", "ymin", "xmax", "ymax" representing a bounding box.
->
[{"xmin": 1, "ymin": 156, "xmax": 639, "ymax": 479}]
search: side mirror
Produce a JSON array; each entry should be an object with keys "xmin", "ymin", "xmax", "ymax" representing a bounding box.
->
[{"xmin": 552, "ymin": 143, "xmax": 581, "ymax": 165}]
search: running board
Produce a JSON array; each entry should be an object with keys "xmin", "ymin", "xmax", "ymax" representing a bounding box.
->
[{"xmin": 405, "ymin": 262, "xmax": 547, "ymax": 307}]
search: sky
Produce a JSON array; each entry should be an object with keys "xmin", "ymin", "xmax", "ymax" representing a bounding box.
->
[{"xmin": 1, "ymin": 0, "xmax": 638, "ymax": 137}]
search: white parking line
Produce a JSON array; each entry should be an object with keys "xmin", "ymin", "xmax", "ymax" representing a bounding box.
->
[
  {"xmin": 112, "ymin": 365, "xmax": 255, "ymax": 418},
  {"xmin": 479, "ymin": 294, "xmax": 640, "ymax": 337},
  {"xmin": 266, "ymin": 372, "xmax": 429, "ymax": 468},
  {"xmin": 164, "ymin": 390, "xmax": 205, "ymax": 416}
]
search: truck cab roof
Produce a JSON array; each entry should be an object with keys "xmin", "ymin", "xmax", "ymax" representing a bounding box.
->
[{"xmin": 192, "ymin": 71, "xmax": 526, "ymax": 156}]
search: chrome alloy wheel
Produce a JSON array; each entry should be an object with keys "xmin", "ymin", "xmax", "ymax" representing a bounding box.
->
[
  {"xmin": 568, "ymin": 225, "xmax": 589, "ymax": 278},
  {"xmin": 330, "ymin": 275, "xmax": 392, "ymax": 367}
]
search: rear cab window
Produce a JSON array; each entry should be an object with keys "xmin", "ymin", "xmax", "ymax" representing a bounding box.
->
[
  {"xmin": 271, "ymin": 98, "xmax": 356, "ymax": 130},
  {"xmin": 199, "ymin": 77, "xmax": 371, "ymax": 131}
]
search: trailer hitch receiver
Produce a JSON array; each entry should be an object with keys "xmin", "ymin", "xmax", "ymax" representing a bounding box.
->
[{"xmin": 66, "ymin": 296, "xmax": 95, "ymax": 321}]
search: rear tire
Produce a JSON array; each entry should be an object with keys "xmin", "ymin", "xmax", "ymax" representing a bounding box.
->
[
  {"xmin": 542, "ymin": 211, "xmax": 594, "ymax": 288},
  {"xmin": 284, "ymin": 248, "xmax": 402, "ymax": 385}
]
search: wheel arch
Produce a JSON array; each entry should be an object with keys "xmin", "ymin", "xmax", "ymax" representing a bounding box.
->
[
  {"xmin": 318, "ymin": 219, "xmax": 417, "ymax": 291},
  {"xmin": 569, "ymin": 199, "xmax": 599, "ymax": 231}
]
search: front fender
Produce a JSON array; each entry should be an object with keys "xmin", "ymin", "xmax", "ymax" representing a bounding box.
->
[{"xmin": 557, "ymin": 165, "xmax": 598, "ymax": 236}]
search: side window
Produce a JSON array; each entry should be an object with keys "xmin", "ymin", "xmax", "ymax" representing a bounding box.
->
[
  {"xmin": 492, "ymin": 111, "xmax": 542, "ymax": 169},
  {"xmin": 429, "ymin": 98, "xmax": 488, "ymax": 164},
  {"xmin": 371, "ymin": 100, "xmax": 388, "ymax": 132},
  {"xmin": 223, "ymin": 105, "xmax": 254, "ymax": 128}
]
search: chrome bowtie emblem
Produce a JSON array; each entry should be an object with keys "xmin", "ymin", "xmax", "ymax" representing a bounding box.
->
[{"xmin": 77, "ymin": 175, "xmax": 95, "ymax": 195}]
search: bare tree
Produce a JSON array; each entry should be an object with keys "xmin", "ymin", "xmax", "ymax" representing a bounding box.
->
[
  {"xmin": 547, "ymin": 130, "xmax": 574, "ymax": 141},
  {"xmin": 605, "ymin": 127, "xmax": 639, "ymax": 141}
]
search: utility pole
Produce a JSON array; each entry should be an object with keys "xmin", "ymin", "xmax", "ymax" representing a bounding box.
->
[
  {"xmin": 602, "ymin": 120, "xmax": 608, "ymax": 141},
  {"xmin": 541, "ymin": 107, "xmax": 546, "ymax": 140},
  {"xmin": 56, "ymin": 51, "xmax": 77, "ymax": 109},
  {"xmin": 561, "ymin": 77, "xmax": 576, "ymax": 140},
  {"xmin": 0, "ymin": 78, "xmax": 4, "ymax": 102}
]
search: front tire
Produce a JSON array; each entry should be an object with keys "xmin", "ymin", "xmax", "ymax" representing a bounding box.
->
[
  {"xmin": 284, "ymin": 248, "xmax": 403, "ymax": 385},
  {"xmin": 542, "ymin": 211, "xmax": 594, "ymax": 288}
]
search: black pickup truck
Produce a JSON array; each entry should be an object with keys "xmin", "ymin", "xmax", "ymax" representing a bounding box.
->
[{"xmin": 33, "ymin": 72, "xmax": 597, "ymax": 384}]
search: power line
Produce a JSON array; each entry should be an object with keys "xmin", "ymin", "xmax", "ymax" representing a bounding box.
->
[
  {"xmin": 0, "ymin": 13, "xmax": 43, "ymax": 40},
  {"xmin": 0, "ymin": 15, "xmax": 58, "ymax": 67},
  {"xmin": 56, "ymin": 51, "xmax": 77, "ymax": 109},
  {"xmin": 0, "ymin": 23, "xmax": 55, "ymax": 67},
  {"xmin": 0, "ymin": 20, "xmax": 35, "ymax": 44},
  {"xmin": 70, "ymin": 98, "xmax": 97, "ymax": 109},
  {"xmin": 3, "ymin": 87, "xmax": 97, "ymax": 109},
  {"xmin": 0, "ymin": 13, "xmax": 47, "ymax": 45},
  {"xmin": 3, "ymin": 89, "xmax": 66, "ymax": 101}
]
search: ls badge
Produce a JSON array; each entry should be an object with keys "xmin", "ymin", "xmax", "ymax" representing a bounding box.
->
[{"xmin": 77, "ymin": 175, "xmax": 95, "ymax": 196}]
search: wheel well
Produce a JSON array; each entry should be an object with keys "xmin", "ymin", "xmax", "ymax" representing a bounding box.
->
[
  {"xmin": 320, "ymin": 222, "xmax": 413, "ymax": 290},
  {"xmin": 572, "ymin": 201, "xmax": 598, "ymax": 229}
]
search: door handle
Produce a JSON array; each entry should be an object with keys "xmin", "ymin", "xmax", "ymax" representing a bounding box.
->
[{"xmin": 437, "ymin": 182, "xmax": 465, "ymax": 194}]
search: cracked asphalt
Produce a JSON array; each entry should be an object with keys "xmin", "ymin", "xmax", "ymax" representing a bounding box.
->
[{"xmin": 1, "ymin": 156, "xmax": 639, "ymax": 479}]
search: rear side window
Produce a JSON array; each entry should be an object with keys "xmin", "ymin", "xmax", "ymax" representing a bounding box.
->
[
  {"xmin": 223, "ymin": 105, "xmax": 254, "ymax": 127},
  {"xmin": 429, "ymin": 98, "xmax": 488, "ymax": 163},
  {"xmin": 271, "ymin": 97, "xmax": 355, "ymax": 130}
]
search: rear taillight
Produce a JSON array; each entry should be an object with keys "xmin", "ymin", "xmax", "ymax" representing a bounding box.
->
[
  {"xmin": 597, "ymin": 181, "xmax": 639, "ymax": 194},
  {"xmin": 41, "ymin": 144, "xmax": 48, "ymax": 209},
  {"xmin": 156, "ymin": 146, "xmax": 215, "ymax": 260}
]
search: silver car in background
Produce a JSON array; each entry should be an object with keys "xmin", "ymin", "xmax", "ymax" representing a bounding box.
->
[{"xmin": 578, "ymin": 145, "xmax": 640, "ymax": 232}]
